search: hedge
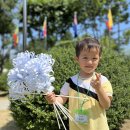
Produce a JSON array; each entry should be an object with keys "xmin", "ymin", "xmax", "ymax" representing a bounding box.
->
[
  {"xmin": 0, "ymin": 59, "xmax": 11, "ymax": 91},
  {"xmin": 10, "ymin": 42, "xmax": 130, "ymax": 130}
]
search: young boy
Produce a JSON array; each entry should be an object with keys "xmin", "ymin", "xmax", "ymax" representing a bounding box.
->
[{"xmin": 45, "ymin": 37, "xmax": 113, "ymax": 130}]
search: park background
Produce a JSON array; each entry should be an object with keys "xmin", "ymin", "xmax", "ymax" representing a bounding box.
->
[{"xmin": 0, "ymin": 0, "xmax": 130, "ymax": 130}]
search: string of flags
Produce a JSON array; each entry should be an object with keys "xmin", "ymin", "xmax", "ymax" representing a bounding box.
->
[{"xmin": 12, "ymin": 9, "xmax": 114, "ymax": 48}]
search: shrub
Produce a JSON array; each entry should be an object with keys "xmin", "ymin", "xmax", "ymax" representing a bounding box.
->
[
  {"xmin": 10, "ymin": 42, "xmax": 130, "ymax": 130},
  {"xmin": 0, "ymin": 59, "xmax": 13, "ymax": 91},
  {"xmin": 97, "ymin": 49, "xmax": 130, "ymax": 129},
  {"xmin": 10, "ymin": 43, "xmax": 76, "ymax": 130},
  {"xmin": 0, "ymin": 73, "xmax": 8, "ymax": 91}
]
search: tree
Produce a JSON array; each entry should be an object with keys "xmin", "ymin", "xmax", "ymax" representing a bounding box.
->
[
  {"xmin": 19, "ymin": 0, "xmax": 129, "ymax": 49},
  {"xmin": 0, "ymin": 0, "xmax": 17, "ymax": 35},
  {"xmin": 122, "ymin": 30, "xmax": 130, "ymax": 45},
  {"xmin": 22, "ymin": 0, "xmax": 107, "ymax": 48},
  {"xmin": 0, "ymin": 0, "xmax": 17, "ymax": 74}
]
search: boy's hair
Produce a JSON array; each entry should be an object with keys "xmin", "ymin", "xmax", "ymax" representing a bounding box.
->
[{"xmin": 75, "ymin": 37, "xmax": 102, "ymax": 57}]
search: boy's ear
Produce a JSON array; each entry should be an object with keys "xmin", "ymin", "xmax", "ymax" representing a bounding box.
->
[{"xmin": 74, "ymin": 56, "xmax": 79, "ymax": 62}]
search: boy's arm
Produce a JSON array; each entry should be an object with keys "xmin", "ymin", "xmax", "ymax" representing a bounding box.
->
[
  {"xmin": 95, "ymin": 87, "xmax": 111, "ymax": 109},
  {"xmin": 91, "ymin": 73, "xmax": 112, "ymax": 109}
]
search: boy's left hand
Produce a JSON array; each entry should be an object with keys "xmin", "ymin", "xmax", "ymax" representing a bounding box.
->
[{"xmin": 90, "ymin": 73, "xmax": 101, "ymax": 90}]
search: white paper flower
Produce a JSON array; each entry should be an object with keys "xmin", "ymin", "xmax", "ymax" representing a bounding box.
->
[
  {"xmin": 7, "ymin": 51, "xmax": 55, "ymax": 100},
  {"xmin": 12, "ymin": 51, "xmax": 35, "ymax": 69}
]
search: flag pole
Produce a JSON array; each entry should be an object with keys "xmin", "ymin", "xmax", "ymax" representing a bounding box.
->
[
  {"xmin": 44, "ymin": 35, "xmax": 47, "ymax": 50},
  {"xmin": 107, "ymin": 8, "xmax": 113, "ymax": 50},
  {"xmin": 73, "ymin": 11, "xmax": 78, "ymax": 45},
  {"xmin": 43, "ymin": 17, "xmax": 47, "ymax": 50},
  {"xmin": 108, "ymin": 29, "xmax": 111, "ymax": 50},
  {"xmin": 23, "ymin": 0, "xmax": 27, "ymax": 51},
  {"xmin": 105, "ymin": 7, "xmax": 113, "ymax": 64}
]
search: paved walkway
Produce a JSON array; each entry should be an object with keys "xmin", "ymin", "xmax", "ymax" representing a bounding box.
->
[
  {"xmin": 0, "ymin": 96, "xmax": 10, "ymax": 110},
  {"xmin": 120, "ymin": 120, "xmax": 130, "ymax": 130},
  {"xmin": 0, "ymin": 96, "xmax": 20, "ymax": 130}
]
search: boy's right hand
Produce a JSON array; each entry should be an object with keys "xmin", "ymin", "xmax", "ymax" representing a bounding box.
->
[{"xmin": 45, "ymin": 92, "xmax": 56, "ymax": 104}]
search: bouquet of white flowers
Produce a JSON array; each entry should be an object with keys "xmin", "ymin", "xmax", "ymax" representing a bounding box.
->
[{"xmin": 8, "ymin": 51, "xmax": 55, "ymax": 100}]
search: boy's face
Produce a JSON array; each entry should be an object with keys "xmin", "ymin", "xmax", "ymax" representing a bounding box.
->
[{"xmin": 75, "ymin": 47, "xmax": 100, "ymax": 76}]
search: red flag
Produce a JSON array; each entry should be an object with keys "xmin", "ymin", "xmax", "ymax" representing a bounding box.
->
[{"xmin": 13, "ymin": 27, "xmax": 19, "ymax": 47}]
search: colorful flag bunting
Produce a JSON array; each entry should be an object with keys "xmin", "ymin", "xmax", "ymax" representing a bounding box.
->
[
  {"xmin": 73, "ymin": 11, "xmax": 78, "ymax": 37},
  {"xmin": 13, "ymin": 26, "xmax": 19, "ymax": 47},
  {"xmin": 106, "ymin": 9, "xmax": 113, "ymax": 31}
]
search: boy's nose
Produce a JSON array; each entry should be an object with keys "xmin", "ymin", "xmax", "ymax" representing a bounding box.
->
[{"xmin": 87, "ymin": 60, "xmax": 92, "ymax": 64}]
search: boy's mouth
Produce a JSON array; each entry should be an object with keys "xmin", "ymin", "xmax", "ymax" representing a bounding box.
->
[{"xmin": 85, "ymin": 66, "xmax": 93, "ymax": 68}]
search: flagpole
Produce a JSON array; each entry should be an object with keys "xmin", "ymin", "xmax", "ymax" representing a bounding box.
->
[
  {"xmin": 73, "ymin": 11, "xmax": 78, "ymax": 45},
  {"xmin": 44, "ymin": 36, "xmax": 47, "ymax": 50},
  {"xmin": 108, "ymin": 30, "xmax": 111, "ymax": 49},
  {"xmin": 23, "ymin": 0, "xmax": 27, "ymax": 51},
  {"xmin": 43, "ymin": 16, "xmax": 47, "ymax": 50},
  {"xmin": 108, "ymin": 8, "xmax": 110, "ymax": 49},
  {"xmin": 106, "ymin": 7, "xmax": 113, "ymax": 64},
  {"xmin": 106, "ymin": 8, "xmax": 113, "ymax": 49}
]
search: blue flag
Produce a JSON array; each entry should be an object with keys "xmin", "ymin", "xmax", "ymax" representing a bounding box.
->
[{"xmin": 73, "ymin": 12, "xmax": 78, "ymax": 38}]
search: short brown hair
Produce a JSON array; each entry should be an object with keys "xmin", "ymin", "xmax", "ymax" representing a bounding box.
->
[{"xmin": 75, "ymin": 37, "xmax": 102, "ymax": 57}]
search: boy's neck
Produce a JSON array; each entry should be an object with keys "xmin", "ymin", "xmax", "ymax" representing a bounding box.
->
[{"xmin": 79, "ymin": 71, "xmax": 95, "ymax": 79}]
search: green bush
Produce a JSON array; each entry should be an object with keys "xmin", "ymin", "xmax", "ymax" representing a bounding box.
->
[
  {"xmin": 0, "ymin": 59, "xmax": 13, "ymax": 91},
  {"xmin": 10, "ymin": 44, "xmax": 76, "ymax": 130},
  {"xmin": 10, "ymin": 42, "xmax": 130, "ymax": 130},
  {"xmin": 97, "ymin": 49, "xmax": 130, "ymax": 129},
  {"xmin": 0, "ymin": 73, "xmax": 8, "ymax": 91}
]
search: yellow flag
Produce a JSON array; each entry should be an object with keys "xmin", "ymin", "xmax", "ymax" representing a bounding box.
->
[{"xmin": 107, "ymin": 9, "xmax": 113, "ymax": 30}]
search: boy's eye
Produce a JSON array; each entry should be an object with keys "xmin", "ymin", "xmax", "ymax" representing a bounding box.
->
[
  {"xmin": 83, "ymin": 57, "xmax": 88, "ymax": 59},
  {"xmin": 93, "ymin": 58, "xmax": 98, "ymax": 60}
]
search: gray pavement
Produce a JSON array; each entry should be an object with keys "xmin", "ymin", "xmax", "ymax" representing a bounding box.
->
[
  {"xmin": 0, "ymin": 97, "xmax": 10, "ymax": 110},
  {"xmin": 0, "ymin": 96, "xmax": 20, "ymax": 130}
]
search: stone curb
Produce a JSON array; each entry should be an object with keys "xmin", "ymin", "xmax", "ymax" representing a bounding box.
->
[{"xmin": 0, "ymin": 91, "xmax": 9, "ymax": 97}]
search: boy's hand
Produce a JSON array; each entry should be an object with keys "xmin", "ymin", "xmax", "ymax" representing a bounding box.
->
[
  {"xmin": 45, "ymin": 92, "xmax": 56, "ymax": 104},
  {"xmin": 90, "ymin": 73, "xmax": 101, "ymax": 90}
]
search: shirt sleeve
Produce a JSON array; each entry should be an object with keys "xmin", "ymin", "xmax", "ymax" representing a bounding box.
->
[
  {"xmin": 102, "ymin": 80, "xmax": 113, "ymax": 97},
  {"xmin": 60, "ymin": 82, "xmax": 70, "ymax": 96}
]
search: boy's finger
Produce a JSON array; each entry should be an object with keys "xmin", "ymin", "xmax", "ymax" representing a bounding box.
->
[{"xmin": 95, "ymin": 73, "xmax": 101, "ymax": 80}]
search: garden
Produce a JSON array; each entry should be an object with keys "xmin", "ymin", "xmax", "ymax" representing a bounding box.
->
[{"xmin": 0, "ymin": 0, "xmax": 130, "ymax": 130}]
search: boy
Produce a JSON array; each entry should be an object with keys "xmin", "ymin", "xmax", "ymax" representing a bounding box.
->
[{"xmin": 46, "ymin": 37, "xmax": 113, "ymax": 130}]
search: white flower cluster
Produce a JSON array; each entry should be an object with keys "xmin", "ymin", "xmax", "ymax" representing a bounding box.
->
[{"xmin": 7, "ymin": 51, "xmax": 55, "ymax": 100}]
